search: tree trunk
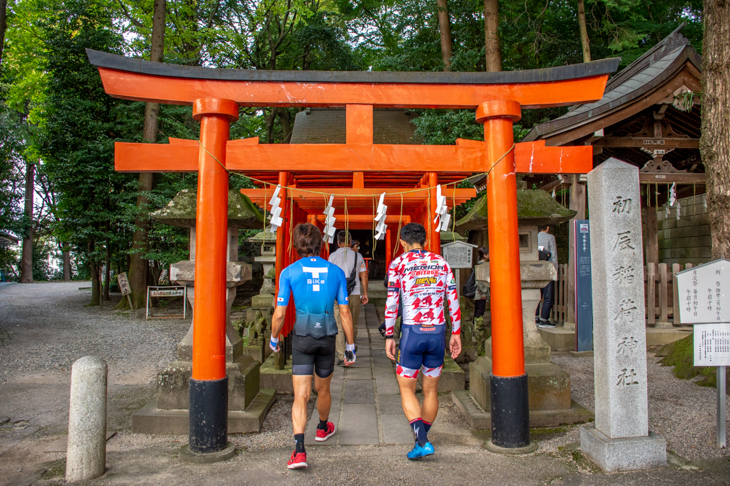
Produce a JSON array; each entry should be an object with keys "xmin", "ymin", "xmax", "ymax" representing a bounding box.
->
[
  {"xmin": 63, "ymin": 249, "xmax": 71, "ymax": 280},
  {"xmin": 484, "ymin": 0, "xmax": 502, "ymax": 72},
  {"xmin": 577, "ymin": 0, "xmax": 591, "ymax": 62},
  {"xmin": 0, "ymin": 0, "xmax": 7, "ymax": 65},
  {"xmin": 125, "ymin": 0, "xmax": 166, "ymax": 310},
  {"xmin": 436, "ymin": 0, "xmax": 452, "ymax": 71},
  {"xmin": 88, "ymin": 240, "xmax": 101, "ymax": 306},
  {"xmin": 20, "ymin": 162, "xmax": 34, "ymax": 283},
  {"xmin": 701, "ymin": 0, "xmax": 730, "ymax": 260},
  {"xmin": 103, "ymin": 243, "xmax": 111, "ymax": 301}
]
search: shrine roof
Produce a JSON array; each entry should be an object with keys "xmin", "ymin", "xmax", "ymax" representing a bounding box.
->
[
  {"xmin": 87, "ymin": 49, "xmax": 619, "ymax": 87},
  {"xmin": 523, "ymin": 25, "xmax": 701, "ymax": 143},
  {"xmin": 456, "ymin": 190, "xmax": 576, "ymax": 231},
  {"xmin": 151, "ymin": 189, "xmax": 264, "ymax": 228}
]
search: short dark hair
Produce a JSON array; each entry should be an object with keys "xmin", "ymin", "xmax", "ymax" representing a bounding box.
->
[
  {"xmin": 292, "ymin": 223, "xmax": 322, "ymax": 257},
  {"xmin": 538, "ymin": 225, "xmax": 549, "ymax": 232},
  {"xmin": 478, "ymin": 247, "xmax": 489, "ymax": 260},
  {"xmin": 350, "ymin": 239, "xmax": 360, "ymax": 248},
  {"xmin": 336, "ymin": 230, "xmax": 352, "ymax": 246},
  {"xmin": 399, "ymin": 223, "xmax": 427, "ymax": 246}
]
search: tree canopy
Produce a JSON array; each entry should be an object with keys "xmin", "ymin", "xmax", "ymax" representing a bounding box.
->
[{"xmin": 0, "ymin": 0, "xmax": 710, "ymax": 295}]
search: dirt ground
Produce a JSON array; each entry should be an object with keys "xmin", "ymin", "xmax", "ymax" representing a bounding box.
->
[{"xmin": 0, "ymin": 282, "xmax": 728, "ymax": 485}]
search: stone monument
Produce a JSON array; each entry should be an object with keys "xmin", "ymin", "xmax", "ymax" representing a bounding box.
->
[
  {"xmin": 132, "ymin": 189, "xmax": 277, "ymax": 434},
  {"xmin": 580, "ymin": 158, "xmax": 666, "ymax": 472},
  {"xmin": 242, "ymin": 229, "xmax": 277, "ymax": 363},
  {"xmin": 453, "ymin": 189, "xmax": 592, "ymax": 429}
]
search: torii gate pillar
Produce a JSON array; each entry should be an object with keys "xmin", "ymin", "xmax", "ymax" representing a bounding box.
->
[
  {"xmin": 477, "ymin": 100, "xmax": 529, "ymax": 450},
  {"xmin": 189, "ymin": 98, "xmax": 238, "ymax": 454}
]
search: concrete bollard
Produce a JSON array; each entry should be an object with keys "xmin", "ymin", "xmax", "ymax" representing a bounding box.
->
[{"xmin": 66, "ymin": 356, "xmax": 107, "ymax": 483}]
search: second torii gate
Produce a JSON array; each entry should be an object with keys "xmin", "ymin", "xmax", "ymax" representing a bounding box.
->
[{"xmin": 88, "ymin": 48, "xmax": 618, "ymax": 457}]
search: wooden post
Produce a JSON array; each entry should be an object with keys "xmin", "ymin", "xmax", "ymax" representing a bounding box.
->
[
  {"xmin": 566, "ymin": 175, "xmax": 586, "ymax": 329},
  {"xmin": 189, "ymin": 97, "xmax": 238, "ymax": 453},
  {"xmin": 646, "ymin": 263, "xmax": 656, "ymax": 326},
  {"xmin": 657, "ymin": 263, "xmax": 671, "ymax": 328},
  {"xmin": 643, "ymin": 206, "xmax": 659, "ymax": 265}
]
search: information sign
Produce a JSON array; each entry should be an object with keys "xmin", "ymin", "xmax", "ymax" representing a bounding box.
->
[
  {"xmin": 150, "ymin": 288, "xmax": 185, "ymax": 297},
  {"xmin": 146, "ymin": 285, "xmax": 188, "ymax": 319},
  {"xmin": 441, "ymin": 241, "xmax": 477, "ymax": 269},
  {"xmin": 573, "ymin": 220, "xmax": 593, "ymax": 352},
  {"xmin": 694, "ymin": 323, "xmax": 730, "ymax": 367},
  {"xmin": 676, "ymin": 259, "xmax": 729, "ymax": 324},
  {"xmin": 117, "ymin": 272, "xmax": 131, "ymax": 296}
]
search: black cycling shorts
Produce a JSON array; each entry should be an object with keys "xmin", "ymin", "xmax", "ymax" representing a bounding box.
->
[{"xmin": 292, "ymin": 334, "xmax": 336, "ymax": 378}]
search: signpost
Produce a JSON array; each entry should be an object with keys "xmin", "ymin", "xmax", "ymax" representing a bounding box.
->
[
  {"xmin": 117, "ymin": 272, "xmax": 133, "ymax": 309},
  {"xmin": 573, "ymin": 220, "xmax": 593, "ymax": 352},
  {"xmin": 146, "ymin": 285, "xmax": 188, "ymax": 320},
  {"xmin": 676, "ymin": 258, "xmax": 730, "ymax": 448},
  {"xmin": 441, "ymin": 240, "xmax": 477, "ymax": 299}
]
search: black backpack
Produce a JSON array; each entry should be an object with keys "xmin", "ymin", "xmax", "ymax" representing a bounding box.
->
[
  {"xmin": 463, "ymin": 271, "xmax": 476, "ymax": 299},
  {"xmin": 345, "ymin": 255, "xmax": 359, "ymax": 295},
  {"xmin": 539, "ymin": 248, "xmax": 552, "ymax": 262}
]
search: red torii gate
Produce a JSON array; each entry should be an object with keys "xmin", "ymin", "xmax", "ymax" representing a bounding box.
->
[{"xmin": 87, "ymin": 49, "xmax": 617, "ymax": 456}]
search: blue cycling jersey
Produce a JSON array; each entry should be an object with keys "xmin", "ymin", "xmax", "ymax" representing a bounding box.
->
[{"xmin": 277, "ymin": 256, "xmax": 349, "ymax": 315}]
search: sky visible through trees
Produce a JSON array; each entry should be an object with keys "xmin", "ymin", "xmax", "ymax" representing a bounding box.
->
[{"xmin": 0, "ymin": 0, "xmax": 708, "ymax": 302}]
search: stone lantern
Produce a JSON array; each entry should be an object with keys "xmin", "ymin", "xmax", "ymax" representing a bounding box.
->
[
  {"xmin": 131, "ymin": 189, "xmax": 277, "ymax": 434},
  {"xmin": 243, "ymin": 229, "xmax": 277, "ymax": 362},
  {"xmin": 453, "ymin": 189, "xmax": 592, "ymax": 428}
]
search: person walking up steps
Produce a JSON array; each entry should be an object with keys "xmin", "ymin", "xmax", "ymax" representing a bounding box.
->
[
  {"xmin": 384, "ymin": 223, "xmax": 461, "ymax": 460},
  {"xmin": 269, "ymin": 223, "xmax": 356, "ymax": 470}
]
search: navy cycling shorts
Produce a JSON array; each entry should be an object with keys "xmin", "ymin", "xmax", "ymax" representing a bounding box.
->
[{"xmin": 395, "ymin": 325, "xmax": 445, "ymax": 379}]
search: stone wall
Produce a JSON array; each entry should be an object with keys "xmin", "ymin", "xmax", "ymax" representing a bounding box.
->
[{"xmin": 657, "ymin": 194, "xmax": 711, "ymax": 265}]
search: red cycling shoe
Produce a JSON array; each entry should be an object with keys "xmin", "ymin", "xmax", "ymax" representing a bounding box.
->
[
  {"xmin": 287, "ymin": 450, "xmax": 308, "ymax": 469},
  {"xmin": 315, "ymin": 422, "xmax": 336, "ymax": 442}
]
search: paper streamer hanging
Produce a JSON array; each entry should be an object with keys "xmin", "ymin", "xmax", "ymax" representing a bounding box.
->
[
  {"xmin": 374, "ymin": 193, "xmax": 388, "ymax": 240},
  {"xmin": 432, "ymin": 185, "xmax": 450, "ymax": 233},
  {"xmin": 322, "ymin": 195, "xmax": 337, "ymax": 244},
  {"xmin": 268, "ymin": 185, "xmax": 283, "ymax": 233}
]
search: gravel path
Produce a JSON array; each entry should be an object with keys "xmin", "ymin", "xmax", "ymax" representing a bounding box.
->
[
  {"xmin": 0, "ymin": 282, "xmax": 189, "ymax": 385},
  {"xmin": 552, "ymin": 350, "xmax": 730, "ymax": 462},
  {"xmin": 1, "ymin": 282, "xmax": 729, "ymax": 485}
]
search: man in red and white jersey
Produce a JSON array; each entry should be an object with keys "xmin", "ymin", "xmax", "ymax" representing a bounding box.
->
[{"xmin": 384, "ymin": 223, "xmax": 461, "ymax": 460}]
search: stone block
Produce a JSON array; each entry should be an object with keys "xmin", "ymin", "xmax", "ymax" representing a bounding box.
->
[
  {"xmin": 340, "ymin": 404, "xmax": 378, "ymax": 445},
  {"xmin": 418, "ymin": 355, "xmax": 464, "ymax": 392},
  {"xmin": 344, "ymin": 380, "xmax": 375, "ymax": 404},
  {"xmin": 687, "ymin": 246, "xmax": 712, "ymax": 259},
  {"xmin": 377, "ymin": 393, "xmax": 404, "ymax": 412},
  {"xmin": 259, "ymin": 355, "xmax": 293, "ymax": 394},
  {"xmin": 580, "ymin": 425, "xmax": 667, "ymax": 472},
  {"xmin": 452, "ymin": 390, "xmax": 592, "ymax": 430},
  {"xmin": 251, "ymin": 293, "xmax": 274, "ymax": 309},
  {"xmin": 538, "ymin": 327, "xmax": 575, "ymax": 351},
  {"xmin": 646, "ymin": 328, "xmax": 692, "ymax": 346},
  {"xmin": 380, "ymin": 414, "xmax": 415, "ymax": 444},
  {"xmin": 155, "ymin": 357, "xmax": 260, "ymax": 411},
  {"xmin": 132, "ymin": 389, "xmax": 276, "ymax": 435}
]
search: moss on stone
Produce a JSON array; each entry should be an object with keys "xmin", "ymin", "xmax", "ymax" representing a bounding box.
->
[
  {"xmin": 456, "ymin": 189, "xmax": 576, "ymax": 231},
  {"xmin": 151, "ymin": 189, "xmax": 264, "ymax": 229},
  {"xmin": 658, "ymin": 335, "xmax": 729, "ymax": 393}
]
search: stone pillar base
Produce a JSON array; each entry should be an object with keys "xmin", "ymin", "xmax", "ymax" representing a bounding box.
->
[{"xmin": 580, "ymin": 425, "xmax": 667, "ymax": 472}]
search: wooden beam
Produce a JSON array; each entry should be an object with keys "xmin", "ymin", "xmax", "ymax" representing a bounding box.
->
[
  {"xmin": 593, "ymin": 137, "xmax": 699, "ymax": 149},
  {"xmin": 115, "ymin": 139, "xmax": 593, "ymax": 175},
  {"xmin": 639, "ymin": 173, "xmax": 706, "ymax": 183}
]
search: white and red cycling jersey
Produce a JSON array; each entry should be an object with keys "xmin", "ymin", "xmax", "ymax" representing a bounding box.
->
[{"xmin": 384, "ymin": 249, "xmax": 461, "ymax": 336}]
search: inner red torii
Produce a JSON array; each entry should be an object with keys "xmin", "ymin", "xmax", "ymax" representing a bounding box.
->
[{"xmin": 87, "ymin": 48, "xmax": 618, "ymax": 453}]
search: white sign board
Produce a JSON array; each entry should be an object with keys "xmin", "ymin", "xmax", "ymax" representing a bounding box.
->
[
  {"xmin": 441, "ymin": 241, "xmax": 477, "ymax": 269},
  {"xmin": 694, "ymin": 323, "xmax": 730, "ymax": 366},
  {"xmin": 150, "ymin": 288, "xmax": 185, "ymax": 297},
  {"xmin": 676, "ymin": 259, "xmax": 730, "ymax": 324},
  {"xmin": 117, "ymin": 272, "xmax": 131, "ymax": 296}
]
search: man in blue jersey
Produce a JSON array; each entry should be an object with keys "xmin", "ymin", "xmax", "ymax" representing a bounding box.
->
[
  {"xmin": 384, "ymin": 223, "xmax": 461, "ymax": 460},
  {"xmin": 269, "ymin": 223, "xmax": 356, "ymax": 470}
]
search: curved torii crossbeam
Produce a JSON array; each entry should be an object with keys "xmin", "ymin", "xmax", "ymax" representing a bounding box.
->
[{"xmin": 87, "ymin": 49, "xmax": 618, "ymax": 455}]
